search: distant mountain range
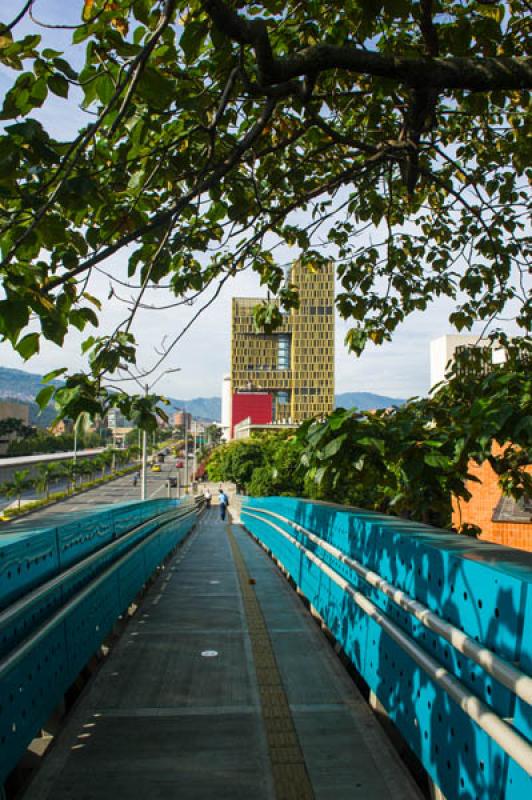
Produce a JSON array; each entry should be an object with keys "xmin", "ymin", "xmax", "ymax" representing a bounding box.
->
[
  {"xmin": 334, "ymin": 392, "xmax": 405, "ymax": 410},
  {"xmin": 0, "ymin": 367, "xmax": 222, "ymax": 426},
  {"xmin": 0, "ymin": 366, "xmax": 60, "ymax": 403},
  {"xmin": 0, "ymin": 367, "xmax": 60, "ymax": 426},
  {"xmin": 0, "ymin": 367, "xmax": 404, "ymax": 425},
  {"xmin": 167, "ymin": 396, "xmax": 222, "ymax": 422}
]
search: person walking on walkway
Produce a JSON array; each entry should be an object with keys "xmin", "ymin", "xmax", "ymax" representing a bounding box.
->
[
  {"xmin": 218, "ymin": 488, "xmax": 229, "ymax": 521},
  {"xmin": 204, "ymin": 488, "xmax": 212, "ymax": 508}
]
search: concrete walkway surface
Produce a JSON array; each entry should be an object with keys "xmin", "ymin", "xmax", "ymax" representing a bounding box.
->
[{"xmin": 21, "ymin": 509, "xmax": 422, "ymax": 800}]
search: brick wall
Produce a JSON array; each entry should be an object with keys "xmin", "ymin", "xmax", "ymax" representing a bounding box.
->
[{"xmin": 452, "ymin": 446, "xmax": 531, "ymax": 552}]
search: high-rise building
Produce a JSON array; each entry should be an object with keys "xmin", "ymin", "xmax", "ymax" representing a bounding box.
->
[
  {"xmin": 173, "ymin": 410, "xmax": 192, "ymax": 428},
  {"xmin": 230, "ymin": 260, "xmax": 334, "ymax": 437},
  {"xmin": 0, "ymin": 400, "xmax": 30, "ymax": 425},
  {"xmin": 106, "ymin": 407, "xmax": 131, "ymax": 429}
]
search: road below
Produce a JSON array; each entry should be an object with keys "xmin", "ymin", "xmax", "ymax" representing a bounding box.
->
[{"xmin": 2, "ymin": 461, "xmax": 186, "ymax": 528}]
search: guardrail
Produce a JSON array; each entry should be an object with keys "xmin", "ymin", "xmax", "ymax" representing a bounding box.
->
[
  {"xmin": 241, "ymin": 496, "xmax": 532, "ymax": 800},
  {"xmin": 0, "ymin": 497, "xmax": 202, "ymax": 787},
  {"xmin": 0, "ymin": 499, "xmax": 178, "ymax": 610}
]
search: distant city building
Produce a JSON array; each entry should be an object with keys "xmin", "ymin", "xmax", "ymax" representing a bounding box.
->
[
  {"xmin": 0, "ymin": 400, "xmax": 31, "ymax": 454},
  {"xmin": 106, "ymin": 408, "xmax": 131, "ymax": 429},
  {"xmin": 233, "ymin": 416, "xmax": 298, "ymax": 440},
  {"xmin": 112, "ymin": 426, "xmax": 134, "ymax": 448},
  {"xmin": 429, "ymin": 334, "xmax": 509, "ymax": 389},
  {"xmin": 0, "ymin": 400, "xmax": 30, "ymax": 425},
  {"xmin": 229, "ymin": 260, "xmax": 334, "ymax": 438},
  {"xmin": 51, "ymin": 419, "xmax": 74, "ymax": 436},
  {"xmin": 173, "ymin": 410, "xmax": 192, "ymax": 429},
  {"xmin": 430, "ymin": 336, "xmax": 530, "ymax": 551}
]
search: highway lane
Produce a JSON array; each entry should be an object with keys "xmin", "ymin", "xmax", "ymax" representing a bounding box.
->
[
  {"xmin": 3, "ymin": 461, "xmax": 184, "ymax": 528},
  {"xmin": 0, "ymin": 464, "xmax": 136, "ymax": 510}
]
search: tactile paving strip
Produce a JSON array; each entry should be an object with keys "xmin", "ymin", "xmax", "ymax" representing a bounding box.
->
[{"xmin": 227, "ymin": 524, "xmax": 315, "ymax": 800}]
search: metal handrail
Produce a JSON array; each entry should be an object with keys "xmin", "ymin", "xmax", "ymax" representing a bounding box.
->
[
  {"xmin": 0, "ymin": 506, "xmax": 197, "ymax": 679},
  {"xmin": 244, "ymin": 504, "xmax": 532, "ymax": 705},
  {"xmin": 0, "ymin": 503, "xmax": 194, "ymax": 633},
  {"xmin": 242, "ymin": 508, "xmax": 532, "ymax": 776}
]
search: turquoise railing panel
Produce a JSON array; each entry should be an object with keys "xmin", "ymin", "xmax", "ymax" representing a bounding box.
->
[
  {"xmin": 0, "ymin": 499, "xmax": 199, "ymax": 786},
  {"xmin": 241, "ymin": 496, "xmax": 532, "ymax": 800},
  {"xmin": 0, "ymin": 498, "xmax": 177, "ymax": 611}
]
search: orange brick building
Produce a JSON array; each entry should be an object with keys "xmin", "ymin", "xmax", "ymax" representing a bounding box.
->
[{"xmin": 452, "ymin": 447, "xmax": 531, "ymax": 552}]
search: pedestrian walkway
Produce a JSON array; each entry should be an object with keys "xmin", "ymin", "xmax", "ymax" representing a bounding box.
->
[{"xmin": 21, "ymin": 510, "xmax": 422, "ymax": 800}]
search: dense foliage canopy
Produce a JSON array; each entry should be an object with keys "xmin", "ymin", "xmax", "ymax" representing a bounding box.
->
[
  {"xmin": 5, "ymin": 427, "xmax": 101, "ymax": 455},
  {"xmin": 0, "ymin": 1, "xmax": 530, "ymax": 421},
  {"xmin": 208, "ymin": 347, "xmax": 531, "ymax": 529},
  {"xmin": 206, "ymin": 431, "xmax": 305, "ymax": 494}
]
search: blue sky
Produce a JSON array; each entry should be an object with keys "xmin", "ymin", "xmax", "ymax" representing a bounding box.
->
[{"xmin": 0, "ymin": 2, "xmax": 520, "ymax": 401}]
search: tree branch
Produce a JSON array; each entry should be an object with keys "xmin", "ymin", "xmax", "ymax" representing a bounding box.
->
[
  {"xmin": 419, "ymin": 0, "xmax": 439, "ymax": 58},
  {"xmin": 202, "ymin": 0, "xmax": 532, "ymax": 91},
  {"xmin": 0, "ymin": 0, "xmax": 33, "ymax": 34},
  {"xmin": 43, "ymin": 96, "xmax": 277, "ymax": 291}
]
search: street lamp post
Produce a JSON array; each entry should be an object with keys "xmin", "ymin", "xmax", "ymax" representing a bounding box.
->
[
  {"xmin": 120, "ymin": 367, "xmax": 181, "ymax": 501},
  {"xmin": 192, "ymin": 421, "xmax": 197, "ymax": 485},
  {"xmin": 141, "ymin": 384, "xmax": 148, "ymax": 500},
  {"xmin": 73, "ymin": 421, "xmax": 78, "ymax": 464}
]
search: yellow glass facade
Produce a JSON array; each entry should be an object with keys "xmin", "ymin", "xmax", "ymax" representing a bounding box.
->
[{"xmin": 231, "ymin": 261, "xmax": 335, "ymax": 423}]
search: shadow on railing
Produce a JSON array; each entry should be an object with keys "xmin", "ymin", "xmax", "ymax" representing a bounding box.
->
[
  {"xmin": 240, "ymin": 495, "xmax": 532, "ymax": 800},
  {"xmin": 0, "ymin": 497, "xmax": 202, "ymax": 789}
]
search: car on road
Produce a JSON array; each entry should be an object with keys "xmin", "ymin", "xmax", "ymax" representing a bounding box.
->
[
  {"xmin": 151, "ymin": 464, "xmax": 161, "ymax": 472},
  {"xmin": 175, "ymin": 460, "xmax": 184, "ymax": 468},
  {"xmin": 168, "ymin": 477, "xmax": 178, "ymax": 488}
]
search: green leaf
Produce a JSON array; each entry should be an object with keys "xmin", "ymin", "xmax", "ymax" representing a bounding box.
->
[
  {"xmin": 180, "ymin": 20, "xmax": 207, "ymax": 64},
  {"xmin": 357, "ymin": 436, "xmax": 385, "ymax": 455},
  {"xmin": 137, "ymin": 67, "xmax": 174, "ymax": 108},
  {"xmin": 48, "ymin": 74, "xmax": 69, "ymax": 98},
  {"xmin": 52, "ymin": 57, "xmax": 78, "ymax": 81},
  {"xmin": 82, "ymin": 292, "xmax": 102, "ymax": 309},
  {"xmin": 320, "ymin": 434, "xmax": 347, "ymax": 460},
  {"xmin": 0, "ymin": 298, "xmax": 30, "ymax": 339},
  {"xmin": 95, "ymin": 74, "xmax": 115, "ymax": 105},
  {"xmin": 36, "ymin": 385, "xmax": 55, "ymax": 410},
  {"xmin": 16, "ymin": 332, "xmax": 40, "ymax": 360},
  {"xmin": 42, "ymin": 367, "xmax": 67, "ymax": 383},
  {"xmin": 314, "ymin": 465, "xmax": 329, "ymax": 484},
  {"xmin": 424, "ymin": 453, "xmax": 451, "ymax": 469},
  {"xmin": 42, "ymin": 48, "xmax": 62, "ymax": 59}
]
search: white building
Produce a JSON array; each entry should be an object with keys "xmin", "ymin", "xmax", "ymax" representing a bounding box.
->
[
  {"xmin": 430, "ymin": 334, "xmax": 506, "ymax": 390},
  {"xmin": 220, "ymin": 373, "xmax": 232, "ymax": 441}
]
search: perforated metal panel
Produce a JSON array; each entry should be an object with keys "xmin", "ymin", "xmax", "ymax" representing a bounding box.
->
[
  {"xmin": 0, "ymin": 530, "xmax": 59, "ymax": 611},
  {"xmin": 57, "ymin": 510, "xmax": 114, "ymax": 570},
  {"xmin": 0, "ymin": 581, "xmax": 64, "ymax": 661},
  {"xmin": 0, "ymin": 500, "xmax": 199, "ymax": 787},
  {"xmin": 0, "ymin": 500, "xmax": 179, "ymax": 612},
  {"xmin": 242, "ymin": 497, "xmax": 532, "ymax": 800},
  {"xmin": 0, "ymin": 626, "xmax": 68, "ymax": 784}
]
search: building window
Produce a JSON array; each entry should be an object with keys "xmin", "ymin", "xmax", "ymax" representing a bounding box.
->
[{"xmin": 277, "ymin": 334, "xmax": 291, "ymax": 370}]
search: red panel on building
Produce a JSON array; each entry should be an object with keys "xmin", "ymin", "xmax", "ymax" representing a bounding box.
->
[{"xmin": 232, "ymin": 393, "xmax": 272, "ymax": 437}]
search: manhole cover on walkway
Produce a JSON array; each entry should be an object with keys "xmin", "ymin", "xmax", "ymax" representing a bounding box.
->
[{"xmin": 201, "ymin": 650, "xmax": 219, "ymax": 658}]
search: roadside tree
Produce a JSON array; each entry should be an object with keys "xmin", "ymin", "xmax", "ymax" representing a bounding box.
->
[
  {"xmin": 299, "ymin": 346, "xmax": 531, "ymax": 527},
  {"xmin": 34, "ymin": 463, "xmax": 54, "ymax": 500},
  {"xmin": 1, "ymin": 469, "xmax": 31, "ymax": 510}
]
